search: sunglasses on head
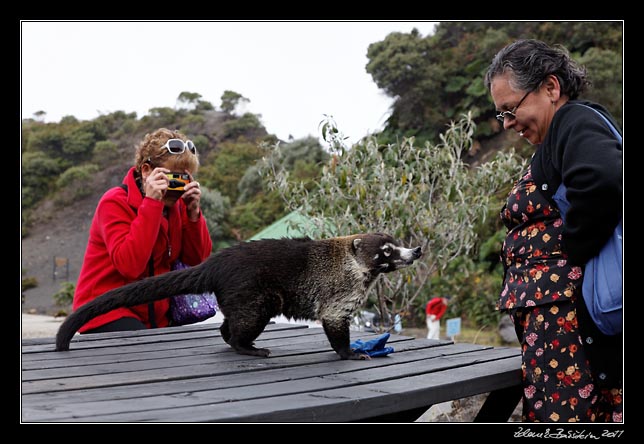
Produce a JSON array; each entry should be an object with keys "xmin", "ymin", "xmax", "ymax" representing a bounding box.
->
[{"xmin": 160, "ymin": 139, "xmax": 197, "ymax": 155}]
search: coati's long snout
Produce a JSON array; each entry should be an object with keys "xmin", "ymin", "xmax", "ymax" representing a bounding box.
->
[
  {"xmin": 373, "ymin": 242, "xmax": 422, "ymax": 273},
  {"xmin": 398, "ymin": 245, "xmax": 423, "ymax": 267}
]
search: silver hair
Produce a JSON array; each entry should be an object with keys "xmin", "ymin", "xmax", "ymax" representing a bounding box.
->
[{"xmin": 484, "ymin": 39, "xmax": 589, "ymax": 99}]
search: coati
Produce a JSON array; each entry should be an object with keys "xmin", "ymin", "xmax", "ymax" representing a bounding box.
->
[{"xmin": 55, "ymin": 233, "xmax": 422, "ymax": 360}]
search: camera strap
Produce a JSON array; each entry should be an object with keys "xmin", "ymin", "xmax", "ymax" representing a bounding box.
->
[{"xmin": 147, "ymin": 257, "xmax": 157, "ymax": 329}]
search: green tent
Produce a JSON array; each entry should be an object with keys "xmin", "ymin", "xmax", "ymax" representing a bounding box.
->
[{"xmin": 248, "ymin": 211, "xmax": 313, "ymax": 240}]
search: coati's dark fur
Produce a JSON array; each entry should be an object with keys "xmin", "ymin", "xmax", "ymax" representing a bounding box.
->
[{"xmin": 56, "ymin": 233, "xmax": 422, "ymax": 359}]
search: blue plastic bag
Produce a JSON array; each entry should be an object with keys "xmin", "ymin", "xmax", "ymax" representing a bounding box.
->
[{"xmin": 350, "ymin": 332, "xmax": 394, "ymax": 357}]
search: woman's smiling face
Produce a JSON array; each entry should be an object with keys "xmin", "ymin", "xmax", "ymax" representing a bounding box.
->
[{"xmin": 490, "ymin": 72, "xmax": 564, "ymax": 146}]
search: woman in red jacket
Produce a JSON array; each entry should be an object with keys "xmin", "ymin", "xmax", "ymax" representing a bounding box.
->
[{"xmin": 73, "ymin": 128, "xmax": 213, "ymax": 333}]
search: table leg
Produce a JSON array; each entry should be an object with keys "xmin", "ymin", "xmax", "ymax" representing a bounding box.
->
[
  {"xmin": 473, "ymin": 385, "xmax": 522, "ymax": 422},
  {"xmin": 355, "ymin": 405, "xmax": 432, "ymax": 423}
]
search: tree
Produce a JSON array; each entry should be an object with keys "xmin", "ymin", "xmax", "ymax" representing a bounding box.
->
[
  {"xmin": 221, "ymin": 113, "xmax": 265, "ymax": 140},
  {"xmin": 177, "ymin": 91, "xmax": 214, "ymax": 112},
  {"xmin": 21, "ymin": 151, "xmax": 64, "ymax": 208},
  {"xmin": 55, "ymin": 164, "xmax": 101, "ymax": 205},
  {"xmin": 260, "ymin": 114, "xmax": 526, "ymax": 328},
  {"xmin": 92, "ymin": 140, "xmax": 120, "ymax": 164},
  {"xmin": 148, "ymin": 107, "xmax": 177, "ymax": 119},
  {"xmin": 220, "ymin": 90, "xmax": 250, "ymax": 115},
  {"xmin": 199, "ymin": 139, "xmax": 267, "ymax": 205},
  {"xmin": 274, "ymin": 136, "xmax": 329, "ymax": 170},
  {"xmin": 177, "ymin": 91, "xmax": 203, "ymax": 110},
  {"xmin": 199, "ymin": 186, "xmax": 230, "ymax": 249},
  {"xmin": 579, "ymin": 47, "xmax": 623, "ymax": 126},
  {"xmin": 366, "ymin": 29, "xmax": 441, "ymax": 140}
]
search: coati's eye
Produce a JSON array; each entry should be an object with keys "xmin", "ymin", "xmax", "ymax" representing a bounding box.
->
[{"xmin": 382, "ymin": 245, "xmax": 392, "ymax": 257}]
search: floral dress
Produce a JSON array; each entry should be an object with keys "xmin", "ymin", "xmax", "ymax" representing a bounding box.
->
[{"xmin": 499, "ymin": 165, "xmax": 622, "ymax": 422}]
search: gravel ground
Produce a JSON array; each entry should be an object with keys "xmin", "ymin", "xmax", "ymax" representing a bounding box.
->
[{"xmin": 21, "ymin": 313, "xmax": 65, "ymax": 339}]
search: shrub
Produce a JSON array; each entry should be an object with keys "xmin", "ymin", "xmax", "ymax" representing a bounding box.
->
[
  {"xmin": 92, "ymin": 140, "xmax": 120, "ymax": 164},
  {"xmin": 53, "ymin": 281, "xmax": 75, "ymax": 310},
  {"xmin": 55, "ymin": 164, "xmax": 101, "ymax": 205},
  {"xmin": 22, "ymin": 276, "xmax": 38, "ymax": 291}
]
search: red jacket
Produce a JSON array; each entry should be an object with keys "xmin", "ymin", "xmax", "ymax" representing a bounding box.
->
[
  {"xmin": 426, "ymin": 297, "xmax": 448, "ymax": 320},
  {"xmin": 73, "ymin": 167, "xmax": 213, "ymax": 332}
]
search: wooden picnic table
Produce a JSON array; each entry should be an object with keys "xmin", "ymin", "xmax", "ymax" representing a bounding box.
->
[{"xmin": 21, "ymin": 322, "xmax": 522, "ymax": 422}]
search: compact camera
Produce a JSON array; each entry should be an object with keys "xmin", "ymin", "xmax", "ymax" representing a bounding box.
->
[{"xmin": 166, "ymin": 172, "xmax": 191, "ymax": 192}]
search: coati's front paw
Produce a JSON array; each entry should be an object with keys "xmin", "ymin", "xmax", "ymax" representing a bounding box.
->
[
  {"xmin": 234, "ymin": 345, "xmax": 271, "ymax": 357},
  {"xmin": 252, "ymin": 347, "xmax": 271, "ymax": 357},
  {"xmin": 339, "ymin": 351, "xmax": 371, "ymax": 360}
]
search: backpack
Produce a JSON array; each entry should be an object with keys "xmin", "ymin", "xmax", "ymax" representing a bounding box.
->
[{"xmin": 553, "ymin": 105, "xmax": 622, "ymax": 336}]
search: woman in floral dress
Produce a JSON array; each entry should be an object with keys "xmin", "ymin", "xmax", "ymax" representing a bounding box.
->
[{"xmin": 484, "ymin": 40, "xmax": 622, "ymax": 422}]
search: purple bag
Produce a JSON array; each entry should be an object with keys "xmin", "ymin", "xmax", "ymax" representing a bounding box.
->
[{"xmin": 170, "ymin": 260, "xmax": 218, "ymax": 325}]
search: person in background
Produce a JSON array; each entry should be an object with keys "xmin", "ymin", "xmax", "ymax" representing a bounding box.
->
[
  {"xmin": 72, "ymin": 128, "xmax": 213, "ymax": 334},
  {"xmin": 426, "ymin": 297, "xmax": 448, "ymax": 339},
  {"xmin": 485, "ymin": 39, "xmax": 622, "ymax": 422}
]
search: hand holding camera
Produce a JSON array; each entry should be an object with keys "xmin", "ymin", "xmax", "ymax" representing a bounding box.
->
[
  {"xmin": 143, "ymin": 167, "xmax": 172, "ymax": 201},
  {"xmin": 176, "ymin": 173, "xmax": 202, "ymax": 221},
  {"xmin": 143, "ymin": 167, "xmax": 201, "ymax": 219}
]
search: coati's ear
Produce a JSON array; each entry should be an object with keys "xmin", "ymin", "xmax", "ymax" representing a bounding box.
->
[{"xmin": 352, "ymin": 238, "xmax": 362, "ymax": 251}]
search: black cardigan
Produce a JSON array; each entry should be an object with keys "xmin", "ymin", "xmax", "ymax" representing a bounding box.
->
[{"xmin": 531, "ymin": 100, "xmax": 622, "ymax": 266}]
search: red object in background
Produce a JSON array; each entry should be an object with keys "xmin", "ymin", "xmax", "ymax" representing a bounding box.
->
[{"xmin": 426, "ymin": 297, "xmax": 448, "ymax": 320}]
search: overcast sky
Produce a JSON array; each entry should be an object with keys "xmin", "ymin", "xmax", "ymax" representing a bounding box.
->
[{"xmin": 21, "ymin": 21, "xmax": 438, "ymax": 146}]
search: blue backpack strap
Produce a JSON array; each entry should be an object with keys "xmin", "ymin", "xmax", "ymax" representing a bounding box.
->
[
  {"xmin": 554, "ymin": 105, "xmax": 622, "ymax": 216},
  {"xmin": 576, "ymin": 104, "xmax": 622, "ymax": 143}
]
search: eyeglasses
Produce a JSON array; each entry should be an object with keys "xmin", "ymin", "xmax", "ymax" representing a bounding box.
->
[
  {"xmin": 160, "ymin": 139, "xmax": 197, "ymax": 155},
  {"xmin": 495, "ymin": 89, "xmax": 532, "ymax": 123}
]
